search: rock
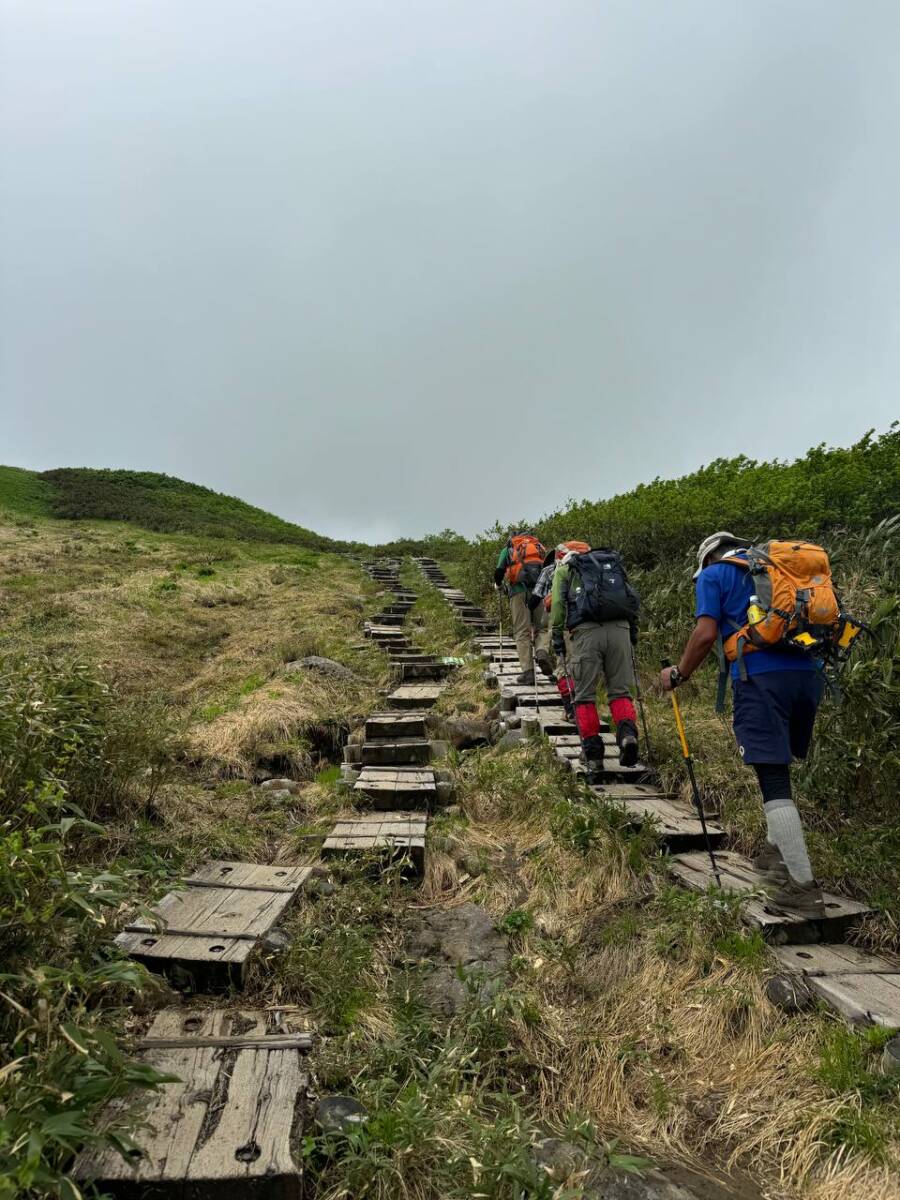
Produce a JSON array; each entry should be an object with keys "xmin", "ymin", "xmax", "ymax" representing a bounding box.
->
[
  {"xmin": 765, "ymin": 974, "xmax": 813, "ymax": 1013},
  {"xmin": 316, "ymin": 1095, "xmax": 368, "ymax": 1134},
  {"xmin": 505, "ymin": 713, "xmax": 522, "ymax": 730},
  {"xmin": 462, "ymin": 855, "xmax": 483, "ymax": 877},
  {"xmin": 261, "ymin": 929, "xmax": 291, "ymax": 953},
  {"xmin": 584, "ymin": 1164, "xmax": 745, "ymax": 1199},
  {"xmin": 533, "ymin": 1137, "xmax": 587, "ymax": 1181},
  {"xmin": 430, "ymin": 739, "xmax": 449, "ymax": 759},
  {"xmin": 497, "ymin": 729, "xmax": 524, "ymax": 750},
  {"xmin": 882, "ymin": 1034, "xmax": 900, "ymax": 1076},
  {"xmin": 314, "ymin": 879, "xmax": 338, "ymax": 898},
  {"xmin": 435, "ymin": 781, "xmax": 455, "ymax": 805},
  {"xmin": 265, "ymin": 789, "xmax": 293, "ymax": 803},
  {"xmin": 484, "ymin": 673, "xmax": 499, "ymax": 690},
  {"xmin": 284, "ymin": 656, "xmax": 357, "ymax": 682},
  {"xmin": 426, "ymin": 716, "xmax": 492, "ymax": 750},
  {"xmin": 260, "ymin": 776, "xmax": 305, "ymax": 794},
  {"xmin": 500, "ymin": 696, "xmax": 517, "ymax": 712},
  {"xmin": 484, "ymin": 702, "xmax": 501, "ymax": 721},
  {"xmin": 402, "ymin": 903, "xmax": 509, "ymax": 1016}
]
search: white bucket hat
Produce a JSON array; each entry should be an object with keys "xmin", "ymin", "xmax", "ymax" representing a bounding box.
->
[{"xmin": 693, "ymin": 531, "xmax": 751, "ymax": 579}]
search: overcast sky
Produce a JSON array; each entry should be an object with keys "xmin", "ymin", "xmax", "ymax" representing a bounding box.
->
[{"xmin": 2, "ymin": 2, "xmax": 898, "ymax": 542}]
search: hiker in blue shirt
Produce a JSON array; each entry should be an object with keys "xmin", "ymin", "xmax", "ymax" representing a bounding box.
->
[{"xmin": 660, "ymin": 531, "xmax": 825, "ymax": 919}]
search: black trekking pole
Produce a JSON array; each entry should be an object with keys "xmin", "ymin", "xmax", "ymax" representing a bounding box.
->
[
  {"xmin": 661, "ymin": 659, "xmax": 722, "ymax": 886},
  {"xmin": 630, "ymin": 643, "xmax": 654, "ymax": 764}
]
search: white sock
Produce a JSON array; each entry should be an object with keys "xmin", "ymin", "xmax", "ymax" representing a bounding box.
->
[{"xmin": 765, "ymin": 799, "xmax": 814, "ymax": 884}]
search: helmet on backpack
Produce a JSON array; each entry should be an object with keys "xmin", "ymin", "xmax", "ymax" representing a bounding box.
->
[{"xmin": 543, "ymin": 540, "xmax": 591, "ymax": 567}]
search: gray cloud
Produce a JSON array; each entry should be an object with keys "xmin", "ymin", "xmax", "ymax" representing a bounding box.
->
[{"xmin": 2, "ymin": 0, "xmax": 898, "ymax": 542}]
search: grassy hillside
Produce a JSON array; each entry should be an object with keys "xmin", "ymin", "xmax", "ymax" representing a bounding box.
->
[
  {"xmin": 0, "ymin": 464, "xmax": 340, "ymax": 550},
  {"xmin": 0, "ymin": 465, "xmax": 54, "ymax": 517}
]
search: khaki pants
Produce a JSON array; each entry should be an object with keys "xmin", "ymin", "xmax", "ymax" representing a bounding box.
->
[
  {"xmin": 508, "ymin": 592, "xmax": 549, "ymax": 672},
  {"xmin": 569, "ymin": 620, "xmax": 634, "ymax": 703}
]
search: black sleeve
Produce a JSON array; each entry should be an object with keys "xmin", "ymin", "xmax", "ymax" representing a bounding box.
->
[{"xmin": 493, "ymin": 566, "xmax": 506, "ymax": 587}]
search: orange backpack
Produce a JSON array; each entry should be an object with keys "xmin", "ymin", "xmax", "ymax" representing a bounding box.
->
[
  {"xmin": 722, "ymin": 540, "xmax": 860, "ymax": 668},
  {"xmin": 506, "ymin": 534, "xmax": 546, "ymax": 587}
]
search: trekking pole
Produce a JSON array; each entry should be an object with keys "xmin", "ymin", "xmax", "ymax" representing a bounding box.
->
[
  {"xmin": 530, "ymin": 626, "xmax": 541, "ymax": 715},
  {"xmin": 630, "ymin": 643, "xmax": 654, "ymax": 764},
  {"xmin": 660, "ymin": 659, "xmax": 722, "ymax": 886}
]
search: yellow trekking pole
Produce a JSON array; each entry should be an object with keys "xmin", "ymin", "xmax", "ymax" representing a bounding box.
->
[{"xmin": 661, "ymin": 659, "xmax": 722, "ymax": 885}]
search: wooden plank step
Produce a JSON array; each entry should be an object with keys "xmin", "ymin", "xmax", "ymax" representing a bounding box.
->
[
  {"xmin": 323, "ymin": 811, "xmax": 427, "ymax": 875},
  {"xmin": 354, "ymin": 768, "xmax": 436, "ymax": 809},
  {"xmin": 365, "ymin": 711, "xmax": 429, "ymax": 739},
  {"xmin": 670, "ymin": 851, "xmax": 874, "ymax": 944},
  {"xmin": 387, "ymin": 683, "xmax": 444, "ymax": 709},
  {"xmin": 772, "ymin": 944, "xmax": 900, "ymax": 1027},
  {"xmin": 116, "ymin": 861, "xmax": 310, "ymax": 990},
  {"xmin": 573, "ymin": 760, "xmax": 653, "ymax": 783},
  {"xmin": 361, "ymin": 738, "xmax": 432, "ymax": 766},
  {"xmin": 395, "ymin": 661, "xmax": 454, "ymax": 680},
  {"xmin": 74, "ymin": 1008, "xmax": 311, "ymax": 1197}
]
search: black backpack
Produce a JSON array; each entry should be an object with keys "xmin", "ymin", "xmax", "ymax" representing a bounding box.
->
[{"xmin": 566, "ymin": 548, "xmax": 640, "ymax": 628}]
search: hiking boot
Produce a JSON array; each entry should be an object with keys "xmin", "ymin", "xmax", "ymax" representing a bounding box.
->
[
  {"xmin": 751, "ymin": 841, "xmax": 789, "ymax": 886},
  {"xmin": 534, "ymin": 649, "xmax": 554, "ymax": 678},
  {"xmin": 516, "ymin": 669, "xmax": 535, "ymax": 686},
  {"xmin": 582, "ymin": 735, "xmax": 605, "ymax": 785},
  {"xmin": 616, "ymin": 719, "xmax": 639, "ymax": 768},
  {"xmin": 765, "ymin": 876, "xmax": 826, "ymax": 920}
]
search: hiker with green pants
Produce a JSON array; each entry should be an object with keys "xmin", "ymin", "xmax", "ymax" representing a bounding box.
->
[
  {"xmin": 550, "ymin": 545, "xmax": 641, "ymax": 782},
  {"xmin": 494, "ymin": 533, "xmax": 552, "ymax": 685}
]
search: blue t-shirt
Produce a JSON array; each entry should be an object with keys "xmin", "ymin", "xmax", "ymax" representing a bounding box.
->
[{"xmin": 694, "ymin": 561, "xmax": 816, "ymax": 678}]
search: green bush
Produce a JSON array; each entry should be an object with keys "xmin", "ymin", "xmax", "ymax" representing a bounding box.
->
[
  {"xmin": 0, "ymin": 659, "xmax": 171, "ymax": 1196},
  {"xmin": 39, "ymin": 467, "xmax": 340, "ymax": 550}
]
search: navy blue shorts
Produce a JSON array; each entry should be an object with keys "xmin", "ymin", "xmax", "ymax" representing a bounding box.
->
[{"xmin": 732, "ymin": 670, "xmax": 824, "ymax": 765}]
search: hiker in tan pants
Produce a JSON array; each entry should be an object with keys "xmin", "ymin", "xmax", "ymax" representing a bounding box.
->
[{"xmin": 494, "ymin": 533, "xmax": 553, "ymax": 685}]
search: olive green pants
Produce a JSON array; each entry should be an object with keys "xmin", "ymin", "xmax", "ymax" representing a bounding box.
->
[
  {"xmin": 508, "ymin": 592, "xmax": 549, "ymax": 672},
  {"xmin": 569, "ymin": 620, "xmax": 634, "ymax": 703}
]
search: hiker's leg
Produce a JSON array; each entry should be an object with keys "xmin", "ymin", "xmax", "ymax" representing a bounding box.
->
[
  {"xmin": 570, "ymin": 624, "xmax": 602, "ymax": 734},
  {"xmin": 556, "ymin": 630, "xmax": 575, "ymax": 718},
  {"xmin": 754, "ymin": 763, "xmax": 814, "ymax": 884},
  {"xmin": 601, "ymin": 620, "xmax": 637, "ymax": 721},
  {"xmin": 787, "ymin": 672, "xmax": 825, "ymax": 761},
  {"xmin": 734, "ymin": 674, "xmax": 817, "ymax": 888},
  {"xmin": 531, "ymin": 604, "xmax": 553, "ymax": 676},
  {"xmin": 601, "ymin": 621, "xmax": 639, "ymax": 764},
  {"xmin": 508, "ymin": 592, "xmax": 533, "ymax": 673}
]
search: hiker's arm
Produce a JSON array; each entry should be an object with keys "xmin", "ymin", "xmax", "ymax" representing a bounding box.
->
[
  {"xmin": 493, "ymin": 547, "xmax": 508, "ymax": 587},
  {"xmin": 550, "ymin": 563, "xmax": 567, "ymax": 647},
  {"xmin": 660, "ymin": 617, "xmax": 718, "ymax": 690}
]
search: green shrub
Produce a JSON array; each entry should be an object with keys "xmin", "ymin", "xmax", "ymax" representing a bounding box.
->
[{"xmin": 0, "ymin": 659, "xmax": 173, "ymax": 1195}]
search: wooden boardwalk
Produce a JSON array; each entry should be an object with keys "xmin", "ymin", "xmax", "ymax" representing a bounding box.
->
[
  {"xmin": 79, "ymin": 551, "xmax": 894, "ymax": 1195},
  {"xmin": 415, "ymin": 556, "xmax": 892, "ymax": 1022},
  {"xmin": 75, "ymin": 1008, "xmax": 312, "ymax": 1197},
  {"xmin": 116, "ymin": 861, "xmax": 312, "ymax": 990}
]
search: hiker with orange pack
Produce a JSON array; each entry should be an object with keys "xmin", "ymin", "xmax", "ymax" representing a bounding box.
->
[
  {"xmin": 660, "ymin": 531, "xmax": 865, "ymax": 919},
  {"xmin": 494, "ymin": 532, "xmax": 552, "ymax": 685}
]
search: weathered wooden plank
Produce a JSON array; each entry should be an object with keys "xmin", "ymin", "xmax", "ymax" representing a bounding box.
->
[
  {"xmin": 387, "ymin": 683, "xmax": 444, "ymax": 709},
  {"xmin": 75, "ymin": 1009, "xmax": 309, "ymax": 1198},
  {"xmin": 116, "ymin": 864, "xmax": 310, "ymax": 989},
  {"xmin": 670, "ymin": 852, "xmax": 873, "ymax": 944},
  {"xmin": 772, "ymin": 944, "xmax": 900, "ymax": 1027},
  {"xmin": 366, "ymin": 712, "xmax": 429, "ymax": 739},
  {"xmin": 361, "ymin": 738, "xmax": 432, "ymax": 766},
  {"xmin": 186, "ymin": 862, "xmax": 309, "ymax": 891},
  {"xmin": 323, "ymin": 812, "xmax": 427, "ymax": 875}
]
